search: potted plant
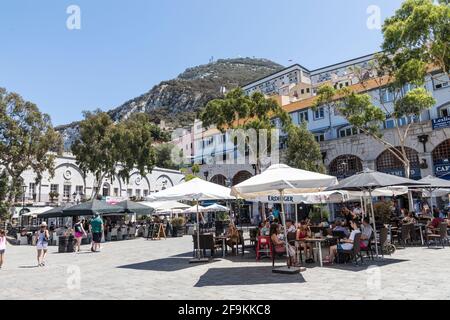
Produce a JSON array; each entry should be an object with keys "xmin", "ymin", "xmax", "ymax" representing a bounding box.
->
[
  {"xmin": 171, "ymin": 217, "xmax": 186, "ymax": 237},
  {"xmin": 373, "ymin": 201, "xmax": 392, "ymax": 225},
  {"xmin": 49, "ymin": 191, "xmax": 59, "ymax": 203},
  {"xmin": 214, "ymin": 212, "xmax": 230, "ymax": 235},
  {"xmin": 309, "ymin": 205, "xmax": 329, "ymax": 224}
]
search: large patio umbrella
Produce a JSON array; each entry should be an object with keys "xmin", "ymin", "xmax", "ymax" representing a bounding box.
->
[
  {"xmin": 205, "ymin": 203, "xmax": 230, "ymax": 212},
  {"xmin": 327, "ymin": 169, "xmax": 429, "ymax": 257},
  {"xmin": 413, "ymin": 175, "xmax": 450, "ymax": 209},
  {"xmin": 184, "ymin": 205, "xmax": 209, "ymax": 213},
  {"xmin": 38, "ymin": 205, "xmax": 72, "ymax": 219},
  {"xmin": 116, "ymin": 200, "xmax": 154, "ymax": 215},
  {"xmin": 232, "ymin": 164, "xmax": 338, "ymax": 273},
  {"xmin": 148, "ymin": 178, "xmax": 235, "ymax": 262},
  {"xmin": 62, "ymin": 199, "xmax": 123, "ymax": 217}
]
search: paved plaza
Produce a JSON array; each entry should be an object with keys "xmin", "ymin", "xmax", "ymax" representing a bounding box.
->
[{"xmin": 1, "ymin": 236, "xmax": 450, "ymax": 300}]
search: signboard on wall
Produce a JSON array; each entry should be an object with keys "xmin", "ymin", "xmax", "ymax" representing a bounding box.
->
[
  {"xmin": 381, "ymin": 167, "xmax": 422, "ymax": 180},
  {"xmin": 432, "ymin": 116, "xmax": 450, "ymax": 130},
  {"xmin": 434, "ymin": 164, "xmax": 450, "ymax": 180}
]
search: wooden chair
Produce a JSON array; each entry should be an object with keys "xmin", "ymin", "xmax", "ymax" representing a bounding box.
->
[
  {"xmin": 427, "ymin": 223, "xmax": 448, "ymax": 248},
  {"xmin": 192, "ymin": 234, "xmax": 220, "ymax": 258},
  {"xmin": 360, "ymin": 232, "xmax": 375, "ymax": 260},
  {"xmin": 287, "ymin": 232, "xmax": 303, "ymax": 264}
]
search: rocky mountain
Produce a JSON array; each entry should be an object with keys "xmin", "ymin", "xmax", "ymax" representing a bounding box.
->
[{"xmin": 57, "ymin": 58, "xmax": 284, "ymax": 149}]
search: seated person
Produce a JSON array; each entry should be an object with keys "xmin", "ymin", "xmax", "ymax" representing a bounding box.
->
[
  {"xmin": 327, "ymin": 220, "xmax": 361, "ymax": 263},
  {"xmin": 428, "ymin": 212, "xmax": 444, "ymax": 232},
  {"xmin": 319, "ymin": 218, "xmax": 329, "ymax": 228},
  {"xmin": 360, "ymin": 217, "xmax": 373, "ymax": 249},
  {"xmin": 285, "ymin": 220, "xmax": 296, "ymax": 233},
  {"xmin": 226, "ymin": 223, "xmax": 240, "ymax": 254},
  {"xmin": 296, "ymin": 221, "xmax": 313, "ymax": 261},
  {"xmin": 402, "ymin": 212, "xmax": 417, "ymax": 225},
  {"xmin": 332, "ymin": 220, "xmax": 350, "ymax": 238},
  {"xmin": 270, "ymin": 224, "xmax": 298, "ymax": 267},
  {"xmin": 260, "ymin": 220, "xmax": 270, "ymax": 236}
]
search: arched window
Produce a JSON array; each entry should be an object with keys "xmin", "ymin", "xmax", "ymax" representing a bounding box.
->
[
  {"xmin": 376, "ymin": 147, "xmax": 421, "ymax": 179},
  {"xmin": 432, "ymin": 139, "xmax": 450, "ymax": 179},
  {"xmin": 232, "ymin": 171, "xmax": 253, "ymax": 186},
  {"xmin": 210, "ymin": 174, "xmax": 227, "ymax": 187},
  {"xmin": 329, "ymin": 155, "xmax": 363, "ymax": 179}
]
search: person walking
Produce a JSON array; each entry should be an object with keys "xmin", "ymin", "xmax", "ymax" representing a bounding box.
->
[
  {"xmin": 90, "ymin": 213, "xmax": 104, "ymax": 252},
  {"xmin": 35, "ymin": 222, "xmax": 50, "ymax": 267},
  {"xmin": 0, "ymin": 229, "xmax": 6, "ymax": 269},
  {"xmin": 73, "ymin": 218, "xmax": 87, "ymax": 253}
]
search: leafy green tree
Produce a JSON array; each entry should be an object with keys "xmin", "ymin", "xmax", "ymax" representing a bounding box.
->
[
  {"xmin": 191, "ymin": 164, "xmax": 200, "ymax": 176},
  {"xmin": 155, "ymin": 143, "xmax": 180, "ymax": 170},
  {"xmin": 382, "ymin": 0, "xmax": 449, "ymax": 75},
  {"xmin": 0, "ymin": 88, "xmax": 63, "ymax": 204},
  {"xmin": 72, "ymin": 111, "xmax": 157, "ymax": 197},
  {"xmin": 315, "ymin": 0, "xmax": 441, "ymax": 179},
  {"xmin": 200, "ymin": 88, "xmax": 291, "ymax": 173},
  {"xmin": 285, "ymin": 123, "xmax": 326, "ymax": 173},
  {"xmin": 0, "ymin": 170, "xmax": 10, "ymax": 221}
]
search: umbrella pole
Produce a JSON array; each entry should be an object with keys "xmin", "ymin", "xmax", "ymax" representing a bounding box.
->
[
  {"xmin": 368, "ymin": 189, "xmax": 379, "ymax": 258},
  {"xmin": 196, "ymin": 201, "xmax": 201, "ymax": 259},
  {"xmin": 280, "ymin": 190, "xmax": 291, "ymax": 269},
  {"xmin": 295, "ymin": 204, "xmax": 298, "ymax": 226}
]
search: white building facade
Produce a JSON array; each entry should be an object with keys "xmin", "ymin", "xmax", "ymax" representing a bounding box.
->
[{"xmin": 19, "ymin": 152, "xmax": 185, "ymax": 206}]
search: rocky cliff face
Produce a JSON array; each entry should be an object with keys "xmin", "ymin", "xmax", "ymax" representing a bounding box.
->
[{"xmin": 57, "ymin": 57, "xmax": 284, "ymax": 149}]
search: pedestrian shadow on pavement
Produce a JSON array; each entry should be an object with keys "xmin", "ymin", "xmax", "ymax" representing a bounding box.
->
[
  {"xmin": 318, "ymin": 257, "xmax": 408, "ymax": 272},
  {"xmin": 194, "ymin": 266, "xmax": 306, "ymax": 287},
  {"xmin": 118, "ymin": 257, "xmax": 219, "ymax": 272}
]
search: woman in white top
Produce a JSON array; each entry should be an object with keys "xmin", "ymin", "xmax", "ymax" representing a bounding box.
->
[
  {"xmin": 35, "ymin": 222, "xmax": 50, "ymax": 267},
  {"xmin": 326, "ymin": 220, "xmax": 361, "ymax": 264},
  {"xmin": 0, "ymin": 229, "xmax": 6, "ymax": 269}
]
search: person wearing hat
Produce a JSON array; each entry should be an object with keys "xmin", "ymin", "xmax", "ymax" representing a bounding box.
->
[{"xmin": 35, "ymin": 222, "xmax": 50, "ymax": 267}]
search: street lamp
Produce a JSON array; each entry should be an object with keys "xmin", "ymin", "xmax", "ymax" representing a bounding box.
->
[{"xmin": 21, "ymin": 184, "xmax": 27, "ymax": 228}]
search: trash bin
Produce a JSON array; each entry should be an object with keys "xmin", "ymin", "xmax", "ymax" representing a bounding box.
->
[
  {"xmin": 66, "ymin": 236, "xmax": 75, "ymax": 253},
  {"xmin": 58, "ymin": 236, "xmax": 67, "ymax": 253}
]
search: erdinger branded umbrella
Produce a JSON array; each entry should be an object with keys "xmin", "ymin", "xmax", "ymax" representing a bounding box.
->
[
  {"xmin": 232, "ymin": 164, "xmax": 338, "ymax": 273},
  {"xmin": 149, "ymin": 178, "xmax": 234, "ymax": 263},
  {"xmin": 327, "ymin": 169, "xmax": 429, "ymax": 257}
]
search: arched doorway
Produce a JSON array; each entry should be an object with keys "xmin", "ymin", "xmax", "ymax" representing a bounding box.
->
[
  {"xmin": 329, "ymin": 155, "xmax": 363, "ymax": 179},
  {"xmin": 232, "ymin": 171, "xmax": 253, "ymax": 186},
  {"xmin": 210, "ymin": 174, "xmax": 227, "ymax": 186},
  {"xmin": 433, "ymin": 139, "xmax": 450, "ymax": 180},
  {"xmin": 102, "ymin": 182, "xmax": 111, "ymax": 197},
  {"xmin": 376, "ymin": 147, "xmax": 421, "ymax": 180}
]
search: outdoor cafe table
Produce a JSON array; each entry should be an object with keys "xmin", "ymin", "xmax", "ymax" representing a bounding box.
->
[
  {"xmin": 297, "ymin": 238, "xmax": 329, "ymax": 267},
  {"xmin": 216, "ymin": 235, "xmax": 228, "ymax": 258}
]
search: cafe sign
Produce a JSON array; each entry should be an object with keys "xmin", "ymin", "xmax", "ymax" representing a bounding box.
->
[
  {"xmin": 432, "ymin": 116, "xmax": 450, "ymax": 130},
  {"xmin": 434, "ymin": 164, "xmax": 450, "ymax": 180}
]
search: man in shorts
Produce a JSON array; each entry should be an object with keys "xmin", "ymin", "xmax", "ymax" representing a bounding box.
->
[{"xmin": 90, "ymin": 213, "xmax": 104, "ymax": 252}]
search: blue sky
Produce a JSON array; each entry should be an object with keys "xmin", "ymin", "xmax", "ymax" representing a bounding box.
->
[{"xmin": 0, "ymin": 0, "xmax": 404, "ymax": 125}]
